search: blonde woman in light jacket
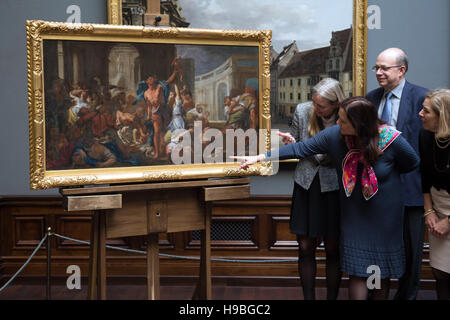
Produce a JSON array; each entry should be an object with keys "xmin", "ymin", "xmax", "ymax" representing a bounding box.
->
[{"xmin": 279, "ymin": 78, "xmax": 345, "ymax": 300}]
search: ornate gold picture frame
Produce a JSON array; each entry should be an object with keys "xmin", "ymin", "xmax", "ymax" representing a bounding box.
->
[{"xmin": 27, "ymin": 20, "xmax": 272, "ymax": 189}]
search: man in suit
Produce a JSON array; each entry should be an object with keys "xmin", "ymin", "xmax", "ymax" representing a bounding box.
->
[{"xmin": 366, "ymin": 48, "xmax": 429, "ymax": 300}]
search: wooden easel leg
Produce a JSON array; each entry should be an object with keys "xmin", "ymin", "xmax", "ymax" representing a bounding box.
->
[
  {"xmin": 147, "ymin": 233, "xmax": 160, "ymax": 300},
  {"xmin": 193, "ymin": 202, "xmax": 212, "ymax": 300},
  {"xmin": 88, "ymin": 213, "xmax": 99, "ymax": 300},
  {"xmin": 97, "ymin": 211, "xmax": 107, "ymax": 300}
]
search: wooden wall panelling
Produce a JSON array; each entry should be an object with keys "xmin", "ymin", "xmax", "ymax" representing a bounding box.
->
[
  {"xmin": 158, "ymin": 233, "xmax": 176, "ymax": 249},
  {"xmin": 55, "ymin": 215, "xmax": 92, "ymax": 249},
  {"xmin": 13, "ymin": 215, "xmax": 46, "ymax": 249},
  {"xmin": 203, "ymin": 198, "xmax": 300, "ymax": 279},
  {"xmin": 269, "ymin": 215, "xmax": 298, "ymax": 251},
  {"xmin": 0, "ymin": 196, "xmax": 434, "ymax": 288}
]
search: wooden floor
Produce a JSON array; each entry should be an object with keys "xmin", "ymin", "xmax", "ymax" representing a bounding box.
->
[{"xmin": 0, "ymin": 282, "xmax": 437, "ymax": 300}]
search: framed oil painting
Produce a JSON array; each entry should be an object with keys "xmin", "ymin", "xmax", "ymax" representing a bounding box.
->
[{"xmin": 27, "ymin": 20, "xmax": 272, "ymax": 189}]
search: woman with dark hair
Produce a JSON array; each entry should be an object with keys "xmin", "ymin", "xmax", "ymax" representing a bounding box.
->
[{"xmin": 233, "ymin": 96, "xmax": 420, "ymax": 300}]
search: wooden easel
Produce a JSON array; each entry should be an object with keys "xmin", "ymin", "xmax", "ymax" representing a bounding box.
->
[
  {"xmin": 60, "ymin": 178, "xmax": 250, "ymax": 300},
  {"xmin": 144, "ymin": 0, "xmax": 170, "ymax": 26},
  {"xmin": 62, "ymin": 194, "xmax": 122, "ymax": 300}
]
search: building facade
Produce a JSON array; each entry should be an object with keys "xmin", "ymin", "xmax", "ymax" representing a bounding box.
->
[
  {"xmin": 277, "ymin": 28, "xmax": 353, "ymax": 119},
  {"xmin": 270, "ymin": 41, "xmax": 299, "ymax": 122}
]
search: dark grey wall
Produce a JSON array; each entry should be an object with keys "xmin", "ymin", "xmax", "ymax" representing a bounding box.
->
[
  {"xmin": 1, "ymin": 0, "xmax": 448, "ymax": 195},
  {"xmin": 0, "ymin": 1, "xmax": 106, "ymax": 195},
  {"xmin": 366, "ymin": 0, "xmax": 450, "ymax": 91}
]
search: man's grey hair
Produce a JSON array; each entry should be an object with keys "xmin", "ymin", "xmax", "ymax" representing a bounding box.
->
[{"xmin": 396, "ymin": 51, "xmax": 409, "ymax": 73}]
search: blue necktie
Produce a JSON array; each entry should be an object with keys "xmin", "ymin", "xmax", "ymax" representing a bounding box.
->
[{"xmin": 381, "ymin": 91, "xmax": 393, "ymax": 124}]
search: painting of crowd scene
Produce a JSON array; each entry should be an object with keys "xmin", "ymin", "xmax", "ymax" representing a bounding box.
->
[{"xmin": 43, "ymin": 40, "xmax": 259, "ymax": 170}]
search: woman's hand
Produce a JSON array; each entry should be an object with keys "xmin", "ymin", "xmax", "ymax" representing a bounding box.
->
[
  {"xmin": 425, "ymin": 212, "xmax": 439, "ymax": 231},
  {"xmin": 230, "ymin": 154, "xmax": 265, "ymax": 170},
  {"xmin": 431, "ymin": 217, "xmax": 450, "ymax": 237},
  {"xmin": 277, "ymin": 131, "xmax": 296, "ymax": 144}
]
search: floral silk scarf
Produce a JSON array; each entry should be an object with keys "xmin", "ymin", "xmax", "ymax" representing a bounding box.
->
[{"xmin": 342, "ymin": 125, "xmax": 401, "ymax": 200}]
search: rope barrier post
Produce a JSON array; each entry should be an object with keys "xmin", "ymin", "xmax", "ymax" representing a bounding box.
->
[{"xmin": 46, "ymin": 227, "xmax": 52, "ymax": 300}]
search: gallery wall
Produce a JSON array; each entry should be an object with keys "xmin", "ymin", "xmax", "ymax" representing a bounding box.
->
[
  {"xmin": 0, "ymin": 0, "xmax": 448, "ymax": 196},
  {"xmin": 366, "ymin": 0, "xmax": 449, "ymax": 92},
  {"xmin": 0, "ymin": 0, "xmax": 107, "ymax": 196}
]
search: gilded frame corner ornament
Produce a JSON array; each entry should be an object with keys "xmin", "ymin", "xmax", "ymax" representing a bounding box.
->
[{"xmin": 26, "ymin": 20, "xmax": 272, "ymax": 190}]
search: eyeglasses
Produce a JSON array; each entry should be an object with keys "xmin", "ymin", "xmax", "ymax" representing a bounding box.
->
[{"xmin": 371, "ymin": 65, "xmax": 403, "ymax": 72}]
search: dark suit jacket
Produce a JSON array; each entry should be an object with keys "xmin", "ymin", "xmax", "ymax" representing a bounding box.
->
[{"xmin": 366, "ymin": 81, "xmax": 428, "ymax": 206}]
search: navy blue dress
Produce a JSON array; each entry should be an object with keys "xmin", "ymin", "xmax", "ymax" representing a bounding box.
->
[{"xmin": 269, "ymin": 125, "xmax": 420, "ymax": 278}]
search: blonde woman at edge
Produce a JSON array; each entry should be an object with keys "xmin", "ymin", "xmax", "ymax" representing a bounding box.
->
[
  {"xmin": 278, "ymin": 78, "xmax": 345, "ymax": 300},
  {"xmin": 418, "ymin": 89, "xmax": 450, "ymax": 300}
]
